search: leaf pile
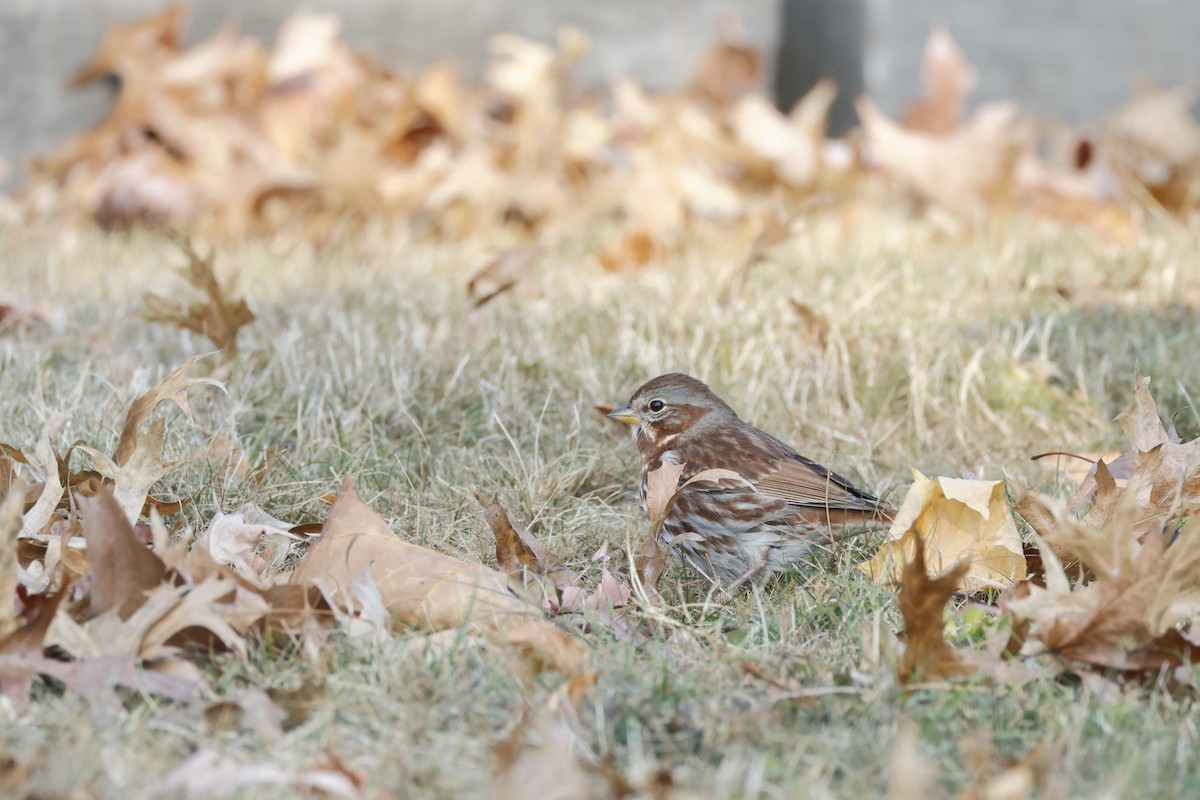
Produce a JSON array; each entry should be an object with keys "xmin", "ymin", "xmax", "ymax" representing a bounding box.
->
[
  {"xmin": 885, "ymin": 373, "xmax": 1200, "ymax": 686},
  {"xmin": 9, "ymin": 8, "xmax": 1200, "ymax": 250},
  {"xmin": 0, "ymin": 357, "xmax": 592, "ymax": 721}
]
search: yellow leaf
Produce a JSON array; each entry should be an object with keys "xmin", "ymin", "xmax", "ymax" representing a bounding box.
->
[{"xmin": 861, "ymin": 469, "xmax": 1026, "ymax": 592}]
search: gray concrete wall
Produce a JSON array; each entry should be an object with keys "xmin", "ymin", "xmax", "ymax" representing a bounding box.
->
[{"xmin": 864, "ymin": 0, "xmax": 1200, "ymax": 124}]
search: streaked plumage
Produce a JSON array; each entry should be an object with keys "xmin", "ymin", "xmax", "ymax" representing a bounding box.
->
[{"xmin": 609, "ymin": 373, "xmax": 893, "ymax": 587}]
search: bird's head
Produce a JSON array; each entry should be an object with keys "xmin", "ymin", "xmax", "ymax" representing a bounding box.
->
[{"xmin": 606, "ymin": 373, "xmax": 736, "ymax": 452}]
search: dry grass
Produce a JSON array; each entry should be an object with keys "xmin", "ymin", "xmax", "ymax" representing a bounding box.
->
[{"xmin": 3, "ymin": 209, "xmax": 1200, "ymax": 798}]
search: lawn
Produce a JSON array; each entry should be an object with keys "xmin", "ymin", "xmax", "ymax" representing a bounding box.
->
[{"xmin": 2, "ymin": 209, "xmax": 1200, "ymax": 798}]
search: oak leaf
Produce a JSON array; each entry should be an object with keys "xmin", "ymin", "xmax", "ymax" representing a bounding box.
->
[
  {"xmin": 896, "ymin": 536, "xmax": 976, "ymax": 684},
  {"xmin": 142, "ymin": 241, "xmax": 256, "ymax": 357}
]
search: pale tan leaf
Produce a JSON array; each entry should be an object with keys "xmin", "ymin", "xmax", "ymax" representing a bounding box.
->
[
  {"xmin": 94, "ymin": 353, "xmax": 226, "ymax": 523},
  {"xmin": 0, "ymin": 478, "xmax": 29, "ymax": 640},
  {"xmin": 1116, "ymin": 371, "xmax": 1170, "ymax": 452},
  {"xmin": 902, "ymin": 25, "xmax": 978, "ymax": 135},
  {"xmin": 292, "ymin": 478, "xmax": 538, "ymax": 630},
  {"xmin": 17, "ymin": 416, "xmax": 66, "ymax": 537},
  {"xmin": 644, "ymin": 461, "xmax": 687, "ymax": 525}
]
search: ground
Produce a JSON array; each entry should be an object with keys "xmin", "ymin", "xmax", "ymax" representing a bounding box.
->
[{"xmin": 2, "ymin": 210, "xmax": 1200, "ymax": 798}]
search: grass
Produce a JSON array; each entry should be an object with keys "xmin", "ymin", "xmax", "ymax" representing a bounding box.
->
[{"xmin": 3, "ymin": 207, "xmax": 1200, "ymax": 798}]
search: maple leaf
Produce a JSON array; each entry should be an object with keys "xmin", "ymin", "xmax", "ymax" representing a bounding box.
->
[
  {"xmin": 862, "ymin": 470, "xmax": 1027, "ymax": 592},
  {"xmin": 142, "ymin": 240, "xmax": 256, "ymax": 357}
]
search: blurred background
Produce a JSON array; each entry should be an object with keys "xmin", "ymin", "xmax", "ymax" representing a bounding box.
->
[
  {"xmin": 1, "ymin": 0, "xmax": 1194, "ymax": 246},
  {"xmin": 3, "ymin": 0, "xmax": 1194, "ymax": 189}
]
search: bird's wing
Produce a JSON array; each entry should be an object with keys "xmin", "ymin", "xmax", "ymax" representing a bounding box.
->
[{"xmin": 752, "ymin": 454, "xmax": 883, "ymax": 513}]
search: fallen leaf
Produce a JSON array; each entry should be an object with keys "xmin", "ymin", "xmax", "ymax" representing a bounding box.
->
[
  {"xmin": 896, "ymin": 536, "xmax": 976, "ymax": 684},
  {"xmin": 902, "ymin": 25, "xmax": 978, "ymax": 135},
  {"xmin": 862, "ymin": 470, "xmax": 1027, "ymax": 591},
  {"xmin": 80, "ymin": 488, "xmax": 168, "ymax": 619},
  {"xmin": 0, "ymin": 582, "xmax": 73, "ymax": 712},
  {"xmin": 466, "ymin": 246, "xmax": 542, "ymax": 307},
  {"xmin": 78, "ymin": 352, "xmax": 226, "ymax": 524},
  {"xmin": 597, "ymin": 230, "xmax": 661, "ymax": 271},
  {"xmin": 146, "ymin": 748, "xmax": 362, "ymax": 800},
  {"xmin": 17, "ymin": 416, "xmax": 66, "ymax": 537},
  {"xmin": 473, "ymin": 489, "xmax": 578, "ymax": 589},
  {"xmin": 292, "ymin": 477, "xmax": 538, "ymax": 630},
  {"xmin": 142, "ymin": 240, "xmax": 256, "ymax": 357},
  {"xmin": 194, "ymin": 510, "xmax": 300, "ymax": 583},
  {"xmin": 859, "ymin": 96, "xmax": 1029, "ymax": 216},
  {"xmin": 635, "ymin": 464, "xmax": 748, "ymax": 596}
]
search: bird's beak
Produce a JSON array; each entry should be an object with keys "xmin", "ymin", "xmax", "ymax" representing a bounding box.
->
[{"xmin": 605, "ymin": 406, "xmax": 639, "ymax": 425}]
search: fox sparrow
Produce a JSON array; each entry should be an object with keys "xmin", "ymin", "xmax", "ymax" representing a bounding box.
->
[{"xmin": 608, "ymin": 373, "xmax": 893, "ymax": 588}]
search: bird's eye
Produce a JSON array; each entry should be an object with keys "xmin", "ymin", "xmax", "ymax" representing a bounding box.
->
[{"xmin": 648, "ymin": 399, "xmax": 665, "ymax": 413}]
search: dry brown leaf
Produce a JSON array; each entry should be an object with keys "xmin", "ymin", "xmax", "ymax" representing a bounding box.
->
[
  {"xmin": 1109, "ymin": 86, "xmax": 1200, "ymax": 167},
  {"xmin": 490, "ymin": 616, "xmax": 592, "ymax": 682},
  {"xmin": 292, "ymin": 477, "xmax": 538, "ymax": 630},
  {"xmin": 690, "ymin": 39, "xmax": 760, "ymax": 108},
  {"xmin": 473, "ymin": 489, "xmax": 578, "ymax": 589},
  {"xmin": 194, "ymin": 510, "xmax": 300, "ymax": 583},
  {"xmin": 79, "ymin": 352, "xmax": 225, "ymax": 524},
  {"xmin": 1117, "ymin": 371, "xmax": 1171, "ymax": 452},
  {"xmin": 731, "ymin": 95, "xmax": 820, "ymax": 187},
  {"xmin": 80, "ymin": 487, "xmax": 169, "ymax": 620},
  {"xmin": 858, "ymin": 95, "xmax": 1029, "ymax": 216},
  {"xmin": 862, "ymin": 470, "xmax": 1027, "ymax": 592},
  {"xmin": 17, "ymin": 416, "xmax": 66, "ymax": 537},
  {"xmin": 1005, "ymin": 493, "xmax": 1200, "ymax": 673},
  {"xmin": 597, "ymin": 231, "xmax": 661, "ymax": 271},
  {"xmin": 0, "ymin": 581, "xmax": 72, "ymax": 712},
  {"xmin": 902, "ymin": 25, "xmax": 978, "ymax": 135},
  {"xmin": 896, "ymin": 535, "xmax": 976, "ymax": 684},
  {"xmin": 142, "ymin": 240, "xmax": 256, "ymax": 356},
  {"xmin": 69, "ymin": 2, "xmax": 185, "ymax": 88},
  {"xmin": 466, "ymin": 246, "xmax": 542, "ymax": 308},
  {"xmin": 0, "ymin": 479, "xmax": 28, "ymax": 641}
]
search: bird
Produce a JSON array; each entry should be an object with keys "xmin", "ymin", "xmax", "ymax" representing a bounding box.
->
[{"xmin": 607, "ymin": 373, "xmax": 893, "ymax": 589}]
